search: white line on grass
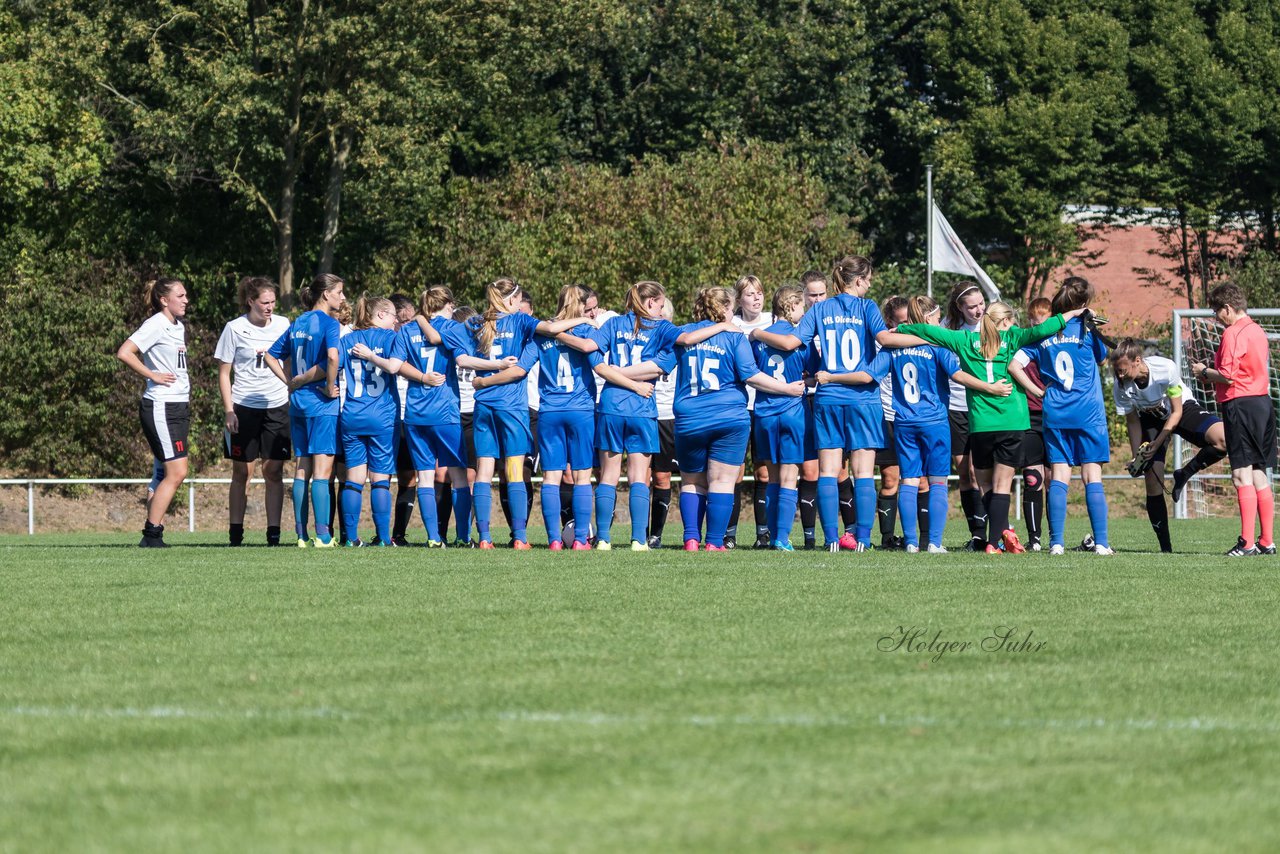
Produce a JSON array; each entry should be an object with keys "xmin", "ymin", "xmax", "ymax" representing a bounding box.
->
[{"xmin": 4, "ymin": 705, "xmax": 356, "ymax": 721}]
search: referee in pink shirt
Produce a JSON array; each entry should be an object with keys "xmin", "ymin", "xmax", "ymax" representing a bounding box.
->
[{"xmin": 1192, "ymin": 282, "xmax": 1277, "ymax": 556}]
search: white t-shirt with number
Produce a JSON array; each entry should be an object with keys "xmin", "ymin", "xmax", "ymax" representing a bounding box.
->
[
  {"xmin": 128, "ymin": 313, "xmax": 189, "ymax": 402},
  {"xmin": 732, "ymin": 312, "xmax": 773, "ymax": 411},
  {"xmin": 655, "ymin": 370, "xmax": 676, "ymax": 421},
  {"xmin": 945, "ymin": 321, "xmax": 979, "ymax": 412},
  {"xmin": 214, "ymin": 314, "xmax": 291, "ymax": 408},
  {"xmin": 1112, "ymin": 355, "xmax": 1193, "ymax": 419}
]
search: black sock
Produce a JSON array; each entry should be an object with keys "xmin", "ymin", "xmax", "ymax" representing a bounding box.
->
[
  {"xmin": 877, "ymin": 493, "xmax": 897, "ymax": 542},
  {"xmin": 436, "ymin": 481, "xmax": 453, "ymax": 540},
  {"xmin": 266, "ymin": 525, "xmax": 281, "ymax": 546},
  {"xmin": 799, "ymin": 479, "xmax": 818, "ymax": 540},
  {"xmin": 1182, "ymin": 445, "xmax": 1227, "ymax": 479},
  {"xmin": 330, "ymin": 479, "xmax": 340, "ymax": 541},
  {"xmin": 143, "ymin": 521, "xmax": 164, "ymax": 538},
  {"xmin": 499, "ymin": 483, "xmax": 514, "ymax": 536},
  {"xmin": 393, "ymin": 488, "xmax": 415, "ymax": 539},
  {"xmin": 524, "ymin": 475, "xmax": 534, "ymax": 520},
  {"xmin": 987, "ymin": 493, "xmax": 1010, "ymax": 546},
  {"xmin": 917, "ymin": 490, "xmax": 930, "ymax": 534},
  {"xmin": 1146, "ymin": 494, "xmax": 1172, "ymax": 552},
  {"xmin": 962, "ymin": 488, "xmax": 986, "ymax": 538},
  {"xmin": 1022, "ymin": 470, "xmax": 1043, "ymax": 541},
  {"xmin": 726, "ymin": 482, "xmax": 744, "ymax": 538},
  {"xmin": 229, "ymin": 523, "xmax": 244, "ymax": 546},
  {"xmin": 560, "ymin": 482, "xmax": 575, "ymax": 528},
  {"xmin": 838, "ymin": 477, "xmax": 856, "ymax": 531},
  {"xmin": 650, "ymin": 486, "xmax": 672, "ymax": 540},
  {"xmin": 753, "ymin": 480, "xmax": 769, "ymax": 536}
]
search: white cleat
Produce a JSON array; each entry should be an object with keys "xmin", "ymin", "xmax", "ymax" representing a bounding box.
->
[
  {"xmin": 1094, "ymin": 545, "xmax": 1115, "ymax": 556},
  {"xmin": 1049, "ymin": 544, "xmax": 1065, "ymax": 556},
  {"xmin": 927, "ymin": 543, "xmax": 948, "ymax": 554},
  {"xmin": 827, "ymin": 542, "xmax": 840, "ymax": 553},
  {"xmin": 630, "ymin": 540, "xmax": 649, "ymax": 552},
  {"xmin": 905, "ymin": 543, "xmax": 919, "ymax": 553},
  {"xmin": 596, "ymin": 540, "xmax": 612, "ymax": 551}
]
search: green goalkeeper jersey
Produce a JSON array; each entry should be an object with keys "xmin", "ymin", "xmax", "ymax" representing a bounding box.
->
[{"xmin": 896, "ymin": 315, "xmax": 1067, "ymax": 433}]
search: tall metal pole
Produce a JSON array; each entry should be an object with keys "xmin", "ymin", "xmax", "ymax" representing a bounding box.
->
[{"xmin": 926, "ymin": 164, "xmax": 934, "ymax": 299}]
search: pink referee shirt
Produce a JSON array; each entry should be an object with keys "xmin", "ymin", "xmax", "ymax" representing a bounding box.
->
[{"xmin": 1215, "ymin": 316, "xmax": 1270, "ymax": 403}]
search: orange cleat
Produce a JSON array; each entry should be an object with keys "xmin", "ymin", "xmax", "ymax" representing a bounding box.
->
[
  {"xmin": 512, "ymin": 540, "xmax": 532, "ymax": 550},
  {"xmin": 571, "ymin": 540, "xmax": 592, "ymax": 551},
  {"xmin": 548, "ymin": 540, "xmax": 563, "ymax": 551},
  {"xmin": 479, "ymin": 540, "xmax": 495, "ymax": 550},
  {"xmin": 984, "ymin": 543, "xmax": 1002, "ymax": 555},
  {"xmin": 684, "ymin": 539, "xmax": 701, "ymax": 551},
  {"xmin": 1001, "ymin": 528, "xmax": 1025, "ymax": 554},
  {"xmin": 838, "ymin": 532, "xmax": 859, "ymax": 550},
  {"xmin": 704, "ymin": 543, "xmax": 727, "ymax": 552}
]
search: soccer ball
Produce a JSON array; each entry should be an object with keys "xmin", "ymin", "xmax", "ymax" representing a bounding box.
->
[{"xmin": 561, "ymin": 519, "xmax": 596, "ymax": 545}]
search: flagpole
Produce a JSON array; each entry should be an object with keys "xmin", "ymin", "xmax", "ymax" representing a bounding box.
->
[{"xmin": 925, "ymin": 164, "xmax": 934, "ymax": 299}]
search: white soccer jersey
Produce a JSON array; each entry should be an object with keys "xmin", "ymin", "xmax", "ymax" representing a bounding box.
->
[
  {"xmin": 1113, "ymin": 354, "xmax": 1194, "ymax": 418},
  {"xmin": 655, "ymin": 370, "xmax": 676, "ymax": 421},
  {"xmin": 128, "ymin": 313, "xmax": 189, "ymax": 402},
  {"xmin": 457, "ymin": 366, "xmax": 476, "ymax": 415},
  {"xmin": 526, "ymin": 361, "xmax": 540, "ymax": 412},
  {"xmin": 945, "ymin": 321, "xmax": 979, "ymax": 411},
  {"xmin": 732, "ymin": 311, "xmax": 773, "ymax": 411},
  {"xmin": 214, "ymin": 314, "xmax": 291, "ymax": 408}
]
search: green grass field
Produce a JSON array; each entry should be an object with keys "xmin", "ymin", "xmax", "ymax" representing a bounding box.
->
[{"xmin": 2, "ymin": 518, "xmax": 1279, "ymax": 852}]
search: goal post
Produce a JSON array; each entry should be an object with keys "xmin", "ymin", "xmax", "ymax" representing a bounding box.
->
[{"xmin": 1171, "ymin": 308, "xmax": 1280, "ymax": 519}]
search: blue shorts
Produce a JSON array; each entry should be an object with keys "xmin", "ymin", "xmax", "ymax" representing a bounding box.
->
[
  {"xmin": 291, "ymin": 413, "xmax": 338, "ymax": 458},
  {"xmin": 894, "ymin": 420, "xmax": 951, "ymax": 479},
  {"xmin": 675, "ymin": 418, "xmax": 750, "ymax": 474},
  {"xmin": 473, "ymin": 402, "xmax": 532, "ymax": 459},
  {"xmin": 405, "ymin": 423, "xmax": 467, "ymax": 471},
  {"xmin": 340, "ymin": 429, "xmax": 396, "ymax": 474},
  {"xmin": 538, "ymin": 408, "xmax": 596, "ymax": 471},
  {"xmin": 814, "ymin": 403, "xmax": 884, "ymax": 452},
  {"xmin": 753, "ymin": 410, "xmax": 806, "ymax": 466},
  {"xmin": 596, "ymin": 413, "xmax": 659, "ymax": 455},
  {"xmin": 1044, "ymin": 425, "xmax": 1110, "ymax": 466}
]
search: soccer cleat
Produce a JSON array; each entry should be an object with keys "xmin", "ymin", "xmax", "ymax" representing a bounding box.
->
[
  {"xmin": 512, "ymin": 540, "xmax": 532, "ymax": 550},
  {"xmin": 773, "ymin": 540, "xmax": 795, "ymax": 552},
  {"xmin": 684, "ymin": 539, "xmax": 701, "ymax": 551},
  {"xmin": 391, "ymin": 535, "xmax": 411, "ymax": 547},
  {"xmin": 881, "ymin": 535, "xmax": 905, "ymax": 551},
  {"xmin": 927, "ymin": 543, "xmax": 948, "ymax": 554},
  {"xmin": 964, "ymin": 537, "xmax": 985, "ymax": 552},
  {"xmin": 1171, "ymin": 467, "xmax": 1191, "ymax": 504},
  {"xmin": 1049, "ymin": 544, "xmax": 1065, "ymax": 556},
  {"xmin": 827, "ymin": 541, "xmax": 840, "ymax": 553},
  {"xmin": 753, "ymin": 534, "xmax": 772, "ymax": 549},
  {"xmin": 313, "ymin": 537, "xmax": 336, "ymax": 549},
  {"xmin": 984, "ymin": 544, "xmax": 1003, "ymax": 555},
  {"xmin": 723, "ymin": 536, "xmax": 737, "ymax": 550},
  {"xmin": 571, "ymin": 540, "xmax": 592, "ymax": 551},
  {"xmin": 343, "ymin": 539, "xmax": 365, "ymax": 548},
  {"xmin": 479, "ymin": 540, "xmax": 495, "ymax": 550},
  {"xmin": 853, "ymin": 540, "xmax": 871, "ymax": 553},
  {"xmin": 453, "ymin": 539, "xmax": 477, "ymax": 549},
  {"xmin": 1259, "ymin": 543, "xmax": 1277, "ymax": 555},
  {"xmin": 838, "ymin": 533, "xmax": 859, "ymax": 551},
  {"xmin": 1074, "ymin": 534, "xmax": 1096, "ymax": 552},
  {"xmin": 704, "ymin": 543, "xmax": 727, "ymax": 552},
  {"xmin": 647, "ymin": 534, "xmax": 663, "ymax": 550},
  {"xmin": 630, "ymin": 540, "xmax": 650, "ymax": 552},
  {"xmin": 595, "ymin": 540, "xmax": 612, "ymax": 551},
  {"xmin": 427, "ymin": 540, "xmax": 446, "ymax": 549},
  {"xmin": 1001, "ymin": 528, "xmax": 1026, "ymax": 554},
  {"xmin": 905, "ymin": 543, "xmax": 919, "ymax": 554},
  {"xmin": 548, "ymin": 540, "xmax": 564, "ymax": 552},
  {"xmin": 296, "ymin": 538, "xmax": 311, "ymax": 549},
  {"xmin": 1029, "ymin": 537, "xmax": 1042, "ymax": 552},
  {"xmin": 1226, "ymin": 537, "xmax": 1260, "ymax": 557},
  {"xmin": 1093, "ymin": 544, "xmax": 1115, "ymax": 556},
  {"xmin": 803, "ymin": 536, "xmax": 816, "ymax": 551}
]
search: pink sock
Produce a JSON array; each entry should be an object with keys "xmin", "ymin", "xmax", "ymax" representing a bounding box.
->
[
  {"xmin": 1257, "ymin": 486, "xmax": 1274, "ymax": 547},
  {"xmin": 1237, "ymin": 485, "xmax": 1258, "ymax": 547}
]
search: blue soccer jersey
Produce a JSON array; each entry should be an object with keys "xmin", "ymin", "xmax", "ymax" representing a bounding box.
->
[
  {"xmin": 884, "ymin": 344, "xmax": 959, "ymax": 424},
  {"xmin": 673, "ymin": 321, "xmax": 757, "ymax": 430},
  {"xmin": 339, "ymin": 327, "xmax": 407, "ymax": 436},
  {"xmin": 1027, "ymin": 317, "xmax": 1108, "ymax": 430},
  {"xmin": 794, "ymin": 292, "xmax": 887, "ymax": 406},
  {"xmin": 530, "ymin": 323, "xmax": 602, "ymax": 411},
  {"xmin": 590, "ymin": 312, "xmax": 678, "ymax": 419},
  {"xmin": 268, "ymin": 309, "xmax": 341, "ymax": 417},
  {"xmin": 752, "ymin": 319, "xmax": 808, "ymax": 418},
  {"xmin": 400, "ymin": 316, "xmax": 474, "ymax": 427},
  {"xmin": 471, "ymin": 312, "xmax": 541, "ymax": 411}
]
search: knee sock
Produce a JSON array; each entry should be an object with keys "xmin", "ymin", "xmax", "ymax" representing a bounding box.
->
[
  {"xmin": 680, "ymin": 490, "xmax": 703, "ymax": 543},
  {"xmin": 435, "ymin": 482, "xmax": 452, "ymax": 541},
  {"xmin": 595, "ymin": 484, "xmax": 617, "ymax": 543},
  {"xmin": 369, "ymin": 481, "xmax": 391, "ymax": 543},
  {"xmin": 541, "ymin": 483, "xmax": 562, "ymax": 544},
  {"xmin": 986, "ymin": 492, "xmax": 1010, "ymax": 546},
  {"xmin": 928, "ymin": 480, "xmax": 949, "ymax": 547},
  {"xmin": 726, "ymin": 482, "xmax": 744, "ymax": 539},
  {"xmin": 452, "ymin": 486, "xmax": 473, "ymax": 543},
  {"xmin": 559, "ymin": 482, "xmax": 575, "ymax": 528},
  {"xmin": 1146, "ymin": 494, "xmax": 1172, "ymax": 552},
  {"xmin": 959, "ymin": 488, "xmax": 979, "ymax": 538},
  {"xmin": 754, "ymin": 480, "xmax": 769, "ymax": 537},
  {"xmin": 525, "ymin": 474, "xmax": 534, "ymax": 521},
  {"xmin": 765, "ymin": 482, "xmax": 781, "ymax": 540},
  {"xmin": 706, "ymin": 491, "xmax": 736, "ymax": 547},
  {"xmin": 799, "ymin": 479, "xmax": 818, "ymax": 541},
  {"xmin": 897, "ymin": 484, "xmax": 919, "ymax": 547},
  {"xmin": 877, "ymin": 492, "xmax": 897, "ymax": 543},
  {"xmin": 1181, "ymin": 445, "xmax": 1227, "ymax": 479},
  {"xmin": 817, "ymin": 476, "xmax": 840, "ymax": 545},
  {"xmin": 1085, "ymin": 482, "xmax": 1109, "ymax": 548},
  {"xmin": 1022, "ymin": 469, "xmax": 1043, "ymax": 541},
  {"xmin": 393, "ymin": 487, "xmax": 415, "ymax": 539},
  {"xmin": 293, "ymin": 478, "xmax": 309, "ymax": 539},
  {"xmin": 1047, "ymin": 480, "xmax": 1069, "ymax": 548},
  {"xmin": 838, "ymin": 477, "xmax": 857, "ymax": 533},
  {"xmin": 415, "ymin": 485, "xmax": 438, "ymax": 542},
  {"xmin": 776, "ymin": 487, "xmax": 799, "ymax": 546},
  {"xmin": 507, "ymin": 480, "xmax": 529, "ymax": 542},
  {"xmin": 918, "ymin": 489, "xmax": 931, "ymax": 541},
  {"xmin": 629, "ymin": 483, "xmax": 650, "ymax": 544},
  {"xmin": 311, "ymin": 478, "xmax": 332, "ymax": 542},
  {"xmin": 572, "ymin": 485, "xmax": 594, "ymax": 544},
  {"xmin": 329, "ymin": 479, "xmax": 339, "ymax": 541},
  {"xmin": 650, "ymin": 486, "xmax": 672, "ymax": 542},
  {"xmin": 228, "ymin": 523, "xmax": 244, "ymax": 546},
  {"xmin": 1237, "ymin": 484, "xmax": 1259, "ymax": 547},
  {"xmin": 266, "ymin": 525, "xmax": 281, "ymax": 546},
  {"xmin": 854, "ymin": 477, "xmax": 876, "ymax": 544},
  {"xmin": 1257, "ymin": 485, "xmax": 1274, "ymax": 547},
  {"xmin": 473, "ymin": 481, "xmax": 493, "ymax": 542},
  {"xmin": 498, "ymin": 483, "xmax": 513, "ymax": 534},
  {"xmin": 341, "ymin": 482, "xmax": 364, "ymax": 543}
]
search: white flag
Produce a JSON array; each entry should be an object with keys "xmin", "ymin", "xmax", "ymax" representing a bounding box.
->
[{"xmin": 930, "ymin": 202, "xmax": 1000, "ymax": 302}]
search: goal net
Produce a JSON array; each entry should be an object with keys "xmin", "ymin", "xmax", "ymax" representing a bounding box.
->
[{"xmin": 1171, "ymin": 309, "xmax": 1280, "ymax": 519}]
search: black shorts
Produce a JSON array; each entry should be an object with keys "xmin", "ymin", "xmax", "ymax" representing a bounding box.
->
[
  {"xmin": 876, "ymin": 420, "xmax": 899, "ymax": 468},
  {"xmin": 223, "ymin": 403, "xmax": 291, "ymax": 462},
  {"xmin": 652, "ymin": 419, "xmax": 677, "ymax": 474},
  {"xmin": 1221, "ymin": 395, "xmax": 1277, "ymax": 470},
  {"xmin": 140, "ymin": 399, "xmax": 190, "ymax": 462},
  {"xmin": 527, "ymin": 408, "xmax": 541, "ymax": 471},
  {"xmin": 1138, "ymin": 400, "xmax": 1222, "ymax": 460},
  {"xmin": 395, "ymin": 423, "xmax": 414, "ymax": 472},
  {"xmin": 1020, "ymin": 411, "xmax": 1045, "ymax": 468},
  {"xmin": 460, "ymin": 410, "xmax": 477, "ymax": 468},
  {"xmin": 948, "ymin": 409, "xmax": 971, "ymax": 456},
  {"xmin": 970, "ymin": 430, "xmax": 1023, "ymax": 470}
]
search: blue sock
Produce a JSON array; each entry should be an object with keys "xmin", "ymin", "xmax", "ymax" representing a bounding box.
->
[
  {"xmin": 292, "ymin": 478, "xmax": 309, "ymax": 539},
  {"xmin": 341, "ymin": 482, "xmax": 364, "ymax": 543},
  {"xmin": 629, "ymin": 483, "xmax": 650, "ymax": 543},
  {"xmin": 370, "ymin": 481, "xmax": 392, "ymax": 543},
  {"xmin": 507, "ymin": 480, "xmax": 528, "ymax": 542},
  {"xmin": 1086, "ymin": 482, "xmax": 1109, "ymax": 547},
  {"xmin": 415, "ymin": 485, "xmax": 438, "ymax": 542},
  {"xmin": 817, "ymin": 476, "xmax": 839, "ymax": 545},
  {"xmin": 697, "ymin": 491, "xmax": 708, "ymax": 533},
  {"xmin": 680, "ymin": 490, "xmax": 702, "ymax": 543},
  {"xmin": 473, "ymin": 481, "xmax": 492, "ymax": 542},
  {"xmin": 572, "ymin": 485, "xmax": 593, "ymax": 544},
  {"xmin": 1048, "ymin": 480, "xmax": 1069, "ymax": 547},
  {"xmin": 541, "ymin": 484, "xmax": 562, "ymax": 544},
  {"xmin": 854, "ymin": 477, "xmax": 875, "ymax": 544},
  {"xmin": 777, "ymin": 487, "xmax": 798, "ymax": 546},
  {"xmin": 898, "ymin": 483, "xmax": 919, "ymax": 548},
  {"xmin": 311, "ymin": 479, "xmax": 332, "ymax": 542},
  {"xmin": 765, "ymin": 483, "xmax": 781, "ymax": 539},
  {"xmin": 595, "ymin": 484, "xmax": 617, "ymax": 543},
  {"xmin": 928, "ymin": 481, "xmax": 949, "ymax": 547},
  {"xmin": 706, "ymin": 491, "xmax": 736, "ymax": 547},
  {"xmin": 452, "ymin": 486, "xmax": 472, "ymax": 543}
]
